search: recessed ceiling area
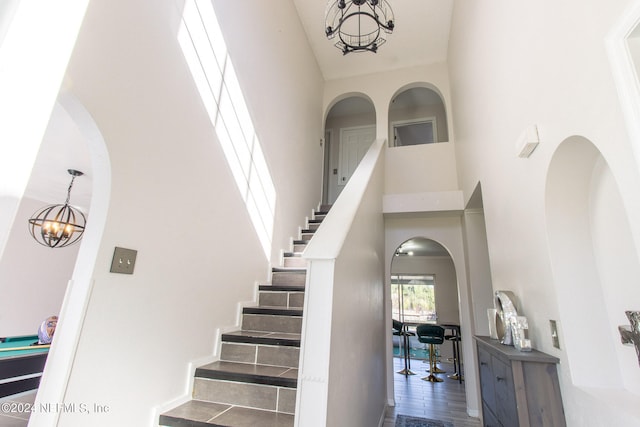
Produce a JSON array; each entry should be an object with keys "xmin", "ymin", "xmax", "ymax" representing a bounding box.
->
[{"xmin": 293, "ymin": 0, "xmax": 454, "ymax": 81}]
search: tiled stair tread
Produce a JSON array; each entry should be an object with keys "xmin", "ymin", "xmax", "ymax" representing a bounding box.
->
[
  {"xmin": 222, "ymin": 331, "xmax": 300, "ymax": 346},
  {"xmin": 195, "ymin": 361, "xmax": 297, "ymax": 387},
  {"xmin": 292, "ymin": 240, "xmax": 308, "ymax": 245},
  {"xmin": 258, "ymin": 285, "xmax": 305, "ymax": 292},
  {"xmin": 160, "ymin": 400, "xmax": 230, "ymax": 426},
  {"xmin": 283, "ymin": 252, "xmax": 302, "ymax": 257},
  {"xmin": 160, "ymin": 401, "xmax": 294, "ymax": 427},
  {"xmin": 243, "ymin": 306, "xmax": 303, "ymax": 316},
  {"xmin": 300, "ymin": 229, "xmax": 316, "ymax": 233},
  {"xmin": 272, "ymin": 268, "xmax": 306, "ymax": 273}
]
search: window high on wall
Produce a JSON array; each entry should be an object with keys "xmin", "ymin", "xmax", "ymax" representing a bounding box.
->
[{"xmin": 178, "ymin": 0, "xmax": 276, "ymax": 258}]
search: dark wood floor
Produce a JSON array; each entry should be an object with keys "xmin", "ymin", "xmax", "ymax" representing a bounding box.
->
[{"xmin": 383, "ymin": 356, "xmax": 482, "ymax": 427}]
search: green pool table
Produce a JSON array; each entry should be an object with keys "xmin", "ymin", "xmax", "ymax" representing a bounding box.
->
[{"xmin": 0, "ymin": 335, "xmax": 50, "ymax": 398}]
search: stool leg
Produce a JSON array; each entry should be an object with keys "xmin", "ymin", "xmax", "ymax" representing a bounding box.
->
[
  {"xmin": 397, "ymin": 333, "xmax": 415, "ymax": 376},
  {"xmin": 427, "ymin": 344, "xmax": 446, "ymax": 374},
  {"xmin": 422, "ymin": 344, "xmax": 443, "ymax": 382},
  {"xmin": 456, "ymin": 339, "xmax": 463, "ymax": 382},
  {"xmin": 447, "ymin": 338, "xmax": 460, "ymax": 380}
]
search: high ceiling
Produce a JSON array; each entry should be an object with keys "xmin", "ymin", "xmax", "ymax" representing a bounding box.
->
[
  {"xmin": 292, "ymin": 0, "xmax": 454, "ymax": 81},
  {"xmin": 23, "ymin": 103, "xmax": 93, "ymax": 212},
  {"xmin": 23, "ymin": 1, "xmax": 454, "ymax": 214}
]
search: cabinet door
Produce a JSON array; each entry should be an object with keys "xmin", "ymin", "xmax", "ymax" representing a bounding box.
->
[
  {"xmin": 482, "ymin": 402, "xmax": 502, "ymax": 427},
  {"xmin": 478, "ymin": 346, "xmax": 496, "ymax": 412},
  {"xmin": 492, "ymin": 356, "xmax": 518, "ymax": 426}
]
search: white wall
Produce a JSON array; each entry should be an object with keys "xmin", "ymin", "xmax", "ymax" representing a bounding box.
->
[
  {"xmin": 31, "ymin": 0, "xmax": 323, "ymax": 425},
  {"xmin": 461, "ymin": 209, "xmax": 493, "ymax": 337},
  {"xmin": 448, "ymin": 0, "xmax": 640, "ymax": 424},
  {"xmin": 385, "ymin": 142, "xmax": 459, "ymax": 195},
  {"xmin": 0, "ymin": 197, "xmax": 78, "ymax": 336}
]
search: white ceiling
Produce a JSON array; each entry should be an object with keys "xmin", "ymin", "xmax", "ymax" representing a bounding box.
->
[
  {"xmin": 23, "ymin": 1, "xmax": 454, "ymax": 215},
  {"xmin": 23, "ymin": 103, "xmax": 93, "ymax": 212},
  {"xmin": 292, "ymin": 0, "xmax": 454, "ymax": 81},
  {"xmin": 396, "ymin": 237, "xmax": 450, "ymax": 257}
]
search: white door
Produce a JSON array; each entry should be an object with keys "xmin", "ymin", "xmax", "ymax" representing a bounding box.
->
[{"xmin": 337, "ymin": 126, "xmax": 375, "ymax": 191}]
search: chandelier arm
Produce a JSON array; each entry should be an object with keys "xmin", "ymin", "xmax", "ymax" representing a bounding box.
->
[{"xmin": 325, "ymin": 0, "xmax": 394, "ymax": 54}]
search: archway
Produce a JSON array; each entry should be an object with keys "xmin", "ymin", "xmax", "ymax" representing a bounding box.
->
[
  {"xmin": 322, "ymin": 94, "xmax": 376, "ymax": 205},
  {"xmin": 32, "ymin": 92, "xmax": 111, "ymax": 423},
  {"xmin": 387, "ymin": 237, "xmax": 471, "ymax": 422},
  {"xmin": 388, "ymin": 85, "xmax": 449, "ymax": 147}
]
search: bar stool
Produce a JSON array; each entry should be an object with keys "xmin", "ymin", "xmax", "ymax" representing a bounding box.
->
[
  {"xmin": 393, "ymin": 319, "xmax": 415, "ymax": 376},
  {"xmin": 443, "ymin": 324, "xmax": 463, "ymax": 383},
  {"xmin": 416, "ymin": 324, "xmax": 445, "ymax": 382}
]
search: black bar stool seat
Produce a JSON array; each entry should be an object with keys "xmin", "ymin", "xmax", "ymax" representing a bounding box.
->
[{"xmin": 416, "ymin": 324, "xmax": 445, "ymax": 382}]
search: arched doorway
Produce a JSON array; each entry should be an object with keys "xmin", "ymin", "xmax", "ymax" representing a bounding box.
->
[
  {"xmin": 32, "ymin": 92, "xmax": 112, "ymax": 423},
  {"xmin": 387, "ymin": 237, "xmax": 472, "ymax": 424},
  {"xmin": 323, "ymin": 95, "xmax": 376, "ymax": 205}
]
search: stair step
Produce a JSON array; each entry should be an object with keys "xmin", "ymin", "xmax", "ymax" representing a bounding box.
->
[
  {"xmin": 259, "ymin": 285, "xmax": 305, "ymax": 292},
  {"xmin": 222, "ymin": 330, "xmax": 300, "ymax": 347},
  {"xmin": 242, "ymin": 313, "xmax": 302, "ymax": 334},
  {"xmin": 191, "ymin": 360, "xmax": 297, "ymax": 413},
  {"xmin": 195, "ymin": 361, "xmax": 297, "ymax": 388},
  {"xmin": 160, "ymin": 402, "xmax": 294, "ymax": 427},
  {"xmin": 283, "ymin": 252, "xmax": 302, "ymax": 257},
  {"xmin": 307, "ymin": 220, "xmax": 322, "ymax": 230},
  {"xmin": 283, "ymin": 257, "xmax": 306, "ymax": 268},
  {"xmin": 242, "ymin": 306, "xmax": 303, "ymax": 317},
  {"xmin": 271, "ymin": 268, "xmax": 306, "ymax": 286},
  {"xmin": 258, "ymin": 287, "xmax": 304, "ymax": 308},
  {"xmin": 221, "ymin": 330, "xmax": 300, "ymax": 368},
  {"xmin": 291, "ymin": 240, "xmax": 308, "ymax": 251}
]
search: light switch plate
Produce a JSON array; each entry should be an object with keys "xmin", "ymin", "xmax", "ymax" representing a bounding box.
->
[{"xmin": 110, "ymin": 247, "xmax": 137, "ymax": 274}]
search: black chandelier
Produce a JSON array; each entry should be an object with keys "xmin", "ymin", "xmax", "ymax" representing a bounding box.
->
[
  {"xmin": 325, "ymin": 0, "xmax": 395, "ymax": 55},
  {"xmin": 28, "ymin": 169, "xmax": 87, "ymax": 249}
]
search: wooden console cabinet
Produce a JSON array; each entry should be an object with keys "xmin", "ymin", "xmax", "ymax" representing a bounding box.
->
[{"xmin": 475, "ymin": 336, "xmax": 566, "ymax": 427}]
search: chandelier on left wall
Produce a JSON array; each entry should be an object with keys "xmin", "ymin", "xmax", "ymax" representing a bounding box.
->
[{"xmin": 28, "ymin": 169, "xmax": 87, "ymax": 248}]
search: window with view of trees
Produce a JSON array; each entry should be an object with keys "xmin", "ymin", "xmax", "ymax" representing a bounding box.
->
[{"xmin": 391, "ymin": 274, "xmax": 436, "ymax": 324}]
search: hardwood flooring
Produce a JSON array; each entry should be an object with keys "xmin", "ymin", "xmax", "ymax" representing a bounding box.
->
[{"xmin": 383, "ymin": 356, "xmax": 482, "ymax": 427}]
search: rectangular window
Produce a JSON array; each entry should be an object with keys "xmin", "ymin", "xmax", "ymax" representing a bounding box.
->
[
  {"xmin": 392, "ymin": 118, "xmax": 437, "ymax": 147},
  {"xmin": 391, "ymin": 274, "xmax": 436, "ymax": 324}
]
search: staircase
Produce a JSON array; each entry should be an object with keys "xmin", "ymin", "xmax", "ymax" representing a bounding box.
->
[{"xmin": 159, "ymin": 206, "xmax": 330, "ymax": 427}]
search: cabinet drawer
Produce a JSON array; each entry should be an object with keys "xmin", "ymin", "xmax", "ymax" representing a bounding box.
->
[
  {"xmin": 478, "ymin": 346, "xmax": 496, "ymax": 412},
  {"xmin": 492, "ymin": 356, "xmax": 518, "ymax": 426}
]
